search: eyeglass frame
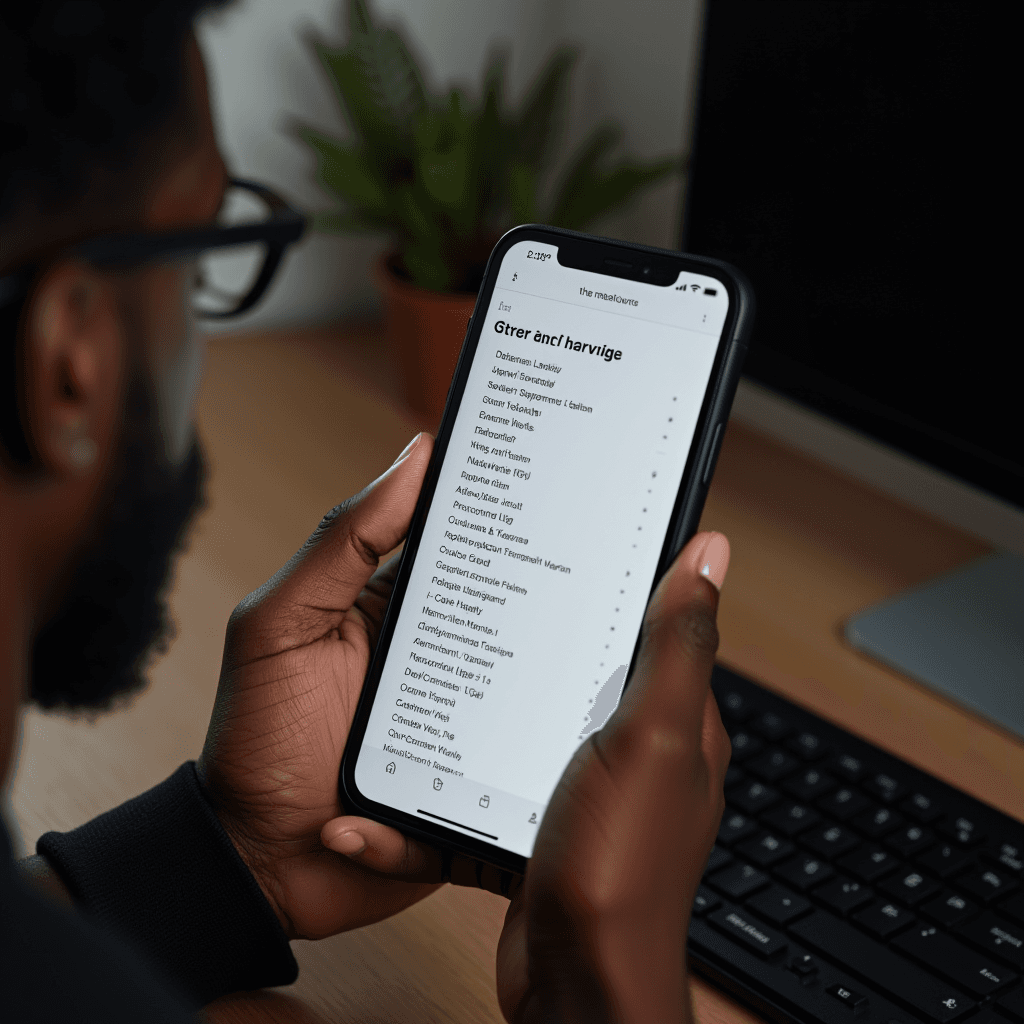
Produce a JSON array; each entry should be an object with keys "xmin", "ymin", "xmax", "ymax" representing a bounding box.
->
[{"xmin": 0, "ymin": 177, "xmax": 306, "ymax": 320}]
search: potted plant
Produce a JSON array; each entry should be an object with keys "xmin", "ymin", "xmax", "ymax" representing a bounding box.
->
[{"xmin": 298, "ymin": 0, "xmax": 681, "ymax": 423}]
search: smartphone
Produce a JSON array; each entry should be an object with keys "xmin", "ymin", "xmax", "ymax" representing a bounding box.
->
[{"xmin": 340, "ymin": 226, "xmax": 753, "ymax": 874}]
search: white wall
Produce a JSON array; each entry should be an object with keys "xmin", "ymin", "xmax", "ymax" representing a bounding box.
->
[{"xmin": 197, "ymin": 0, "xmax": 704, "ymax": 330}]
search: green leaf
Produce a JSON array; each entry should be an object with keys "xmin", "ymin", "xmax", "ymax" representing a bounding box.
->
[
  {"xmin": 507, "ymin": 162, "xmax": 536, "ymax": 223},
  {"xmin": 298, "ymin": 125, "xmax": 389, "ymax": 215},
  {"xmin": 390, "ymin": 182, "xmax": 436, "ymax": 244},
  {"xmin": 475, "ymin": 50, "xmax": 509, "ymax": 213},
  {"xmin": 316, "ymin": 21, "xmax": 425, "ymax": 163},
  {"xmin": 514, "ymin": 47, "xmax": 577, "ymax": 172},
  {"xmin": 404, "ymin": 239, "xmax": 453, "ymax": 292},
  {"xmin": 348, "ymin": 0, "xmax": 373, "ymax": 35},
  {"xmin": 420, "ymin": 144, "xmax": 470, "ymax": 208},
  {"xmin": 413, "ymin": 97, "xmax": 477, "ymax": 230},
  {"xmin": 549, "ymin": 153, "xmax": 680, "ymax": 231}
]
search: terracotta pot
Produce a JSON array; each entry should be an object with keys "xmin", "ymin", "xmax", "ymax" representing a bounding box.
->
[{"xmin": 376, "ymin": 255, "xmax": 476, "ymax": 426}]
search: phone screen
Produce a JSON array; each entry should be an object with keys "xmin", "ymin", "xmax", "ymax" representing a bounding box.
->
[{"xmin": 353, "ymin": 239, "xmax": 731, "ymax": 858}]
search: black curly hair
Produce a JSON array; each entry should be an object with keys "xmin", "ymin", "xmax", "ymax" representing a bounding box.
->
[
  {"xmin": 1, "ymin": 0, "xmax": 225, "ymax": 464},
  {"xmin": 1, "ymin": 0, "xmax": 224, "ymax": 224}
]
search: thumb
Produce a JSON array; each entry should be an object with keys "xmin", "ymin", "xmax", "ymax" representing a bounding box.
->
[{"xmin": 226, "ymin": 432, "xmax": 433, "ymax": 659}]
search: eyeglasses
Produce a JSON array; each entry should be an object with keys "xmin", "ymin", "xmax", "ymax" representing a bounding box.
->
[{"xmin": 0, "ymin": 178, "xmax": 306, "ymax": 319}]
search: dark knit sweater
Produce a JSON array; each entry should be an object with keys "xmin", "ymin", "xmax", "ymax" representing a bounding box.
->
[{"xmin": 1, "ymin": 762, "xmax": 298, "ymax": 1021}]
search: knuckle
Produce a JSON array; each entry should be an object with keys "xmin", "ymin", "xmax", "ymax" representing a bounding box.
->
[
  {"xmin": 345, "ymin": 527, "xmax": 381, "ymax": 570},
  {"xmin": 615, "ymin": 718, "xmax": 696, "ymax": 768},
  {"xmin": 677, "ymin": 601, "xmax": 720, "ymax": 658},
  {"xmin": 641, "ymin": 595, "xmax": 720, "ymax": 662}
]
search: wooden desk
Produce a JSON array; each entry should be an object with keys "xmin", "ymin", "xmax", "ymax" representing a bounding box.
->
[{"xmin": 7, "ymin": 326, "xmax": 1022, "ymax": 1024}]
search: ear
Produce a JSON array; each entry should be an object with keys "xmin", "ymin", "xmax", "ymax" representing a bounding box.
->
[{"xmin": 20, "ymin": 262, "xmax": 126, "ymax": 480}]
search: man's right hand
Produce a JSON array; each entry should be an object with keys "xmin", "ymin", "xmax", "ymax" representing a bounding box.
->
[
  {"xmin": 495, "ymin": 531, "xmax": 731, "ymax": 1023},
  {"xmin": 322, "ymin": 531, "xmax": 731, "ymax": 1023}
]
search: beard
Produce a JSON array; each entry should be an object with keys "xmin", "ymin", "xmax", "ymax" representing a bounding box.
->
[{"xmin": 28, "ymin": 371, "xmax": 206, "ymax": 712}]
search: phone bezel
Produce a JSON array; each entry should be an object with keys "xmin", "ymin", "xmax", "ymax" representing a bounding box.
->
[{"xmin": 339, "ymin": 224, "xmax": 754, "ymax": 875}]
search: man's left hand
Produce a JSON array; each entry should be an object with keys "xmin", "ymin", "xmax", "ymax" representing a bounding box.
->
[{"xmin": 196, "ymin": 432, "xmax": 438, "ymax": 940}]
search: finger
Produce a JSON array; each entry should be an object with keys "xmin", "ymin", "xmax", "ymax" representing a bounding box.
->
[
  {"xmin": 610, "ymin": 531, "xmax": 730, "ymax": 737},
  {"xmin": 321, "ymin": 815, "xmax": 443, "ymax": 880},
  {"xmin": 230, "ymin": 434, "xmax": 434, "ymax": 648},
  {"xmin": 701, "ymin": 687, "xmax": 731, "ymax": 791},
  {"xmin": 354, "ymin": 550, "xmax": 404, "ymax": 648},
  {"xmin": 321, "ymin": 816, "xmax": 519, "ymax": 896}
]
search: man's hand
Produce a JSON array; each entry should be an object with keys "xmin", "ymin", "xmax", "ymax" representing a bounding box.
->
[
  {"xmin": 495, "ymin": 532, "xmax": 731, "ymax": 1022},
  {"xmin": 196, "ymin": 433, "xmax": 442, "ymax": 941},
  {"xmin": 321, "ymin": 531, "xmax": 732, "ymax": 1022}
]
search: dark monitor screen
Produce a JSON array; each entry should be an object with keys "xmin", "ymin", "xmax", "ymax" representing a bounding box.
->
[{"xmin": 682, "ymin": 1, "xmax": 1021, "ymax": 508}]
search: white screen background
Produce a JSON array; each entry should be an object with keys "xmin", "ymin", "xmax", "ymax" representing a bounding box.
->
[{"xmin": 355, "ymin": 240, "xmax": 729, "ymax": 856}]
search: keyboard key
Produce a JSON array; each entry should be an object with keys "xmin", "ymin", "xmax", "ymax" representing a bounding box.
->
[
  {"xmin": 752, "ymin": 711, "xmax": 792, "ymax": 743},
  {"xmin": 708, "ymin": 862, "xmax": 771, "ymax": 900},
  {"xmin": 784, "ymin": 768, "xmax": 837, "ymax": 802},
  {"xmin": 737, "ymin": 831, "xmax": 796, "ymax": 867},
  {"xmin": 892, "ymin": 925, "xmax": 1019, "ymax": 998},
  {"xmin": 961, "ymin": 911, "xmax": 1024, "ymax": 969},
  {"xmin": 983, "ymin": 841, "xmax": 1024, "ymax": 875},
  {"xmin": 723, "ymin": 764, "xmax": 746, "ymax": 789},
  {"xmin": 803, "ymin": 823, "xmax": 861, "ymax": 859},
  {"xmin": 920, "ymin": 890, "xmax": 980, "ymax": 929},
  {"xmin": 902, "ymin": 792, "xmax": 944, "ymax": 823},
  {"xmin": 1001, "ymin": 893, "xmax": 1024, "ymax": 925},
  {"xmin": 834, "ymin": 752, "xmax": 869, "ymax": 783},
  {"xmin": 814, "ymin": 877, "xmax": 874, "ymax": 915},
  {"xmin": 838, "ymin": 844, "xmax": 900, "ymax": 883},
  {"xmin": 708, "ymin": 906, "xmax": 787, "ymax": 958},
  {"xmin": 787, "ymin": 730, "xmax": 829, "ymax": 761},
  {"xmin": 746, "ymin": 885, "xmax": 812, "ymax": 925},
  {"xmin": 916, "ymin": 842, "xmax": 974, "ymax": 879},
  {"xmin": 853, "ymin": 899, "xmax": 916, "ymax": 938},
  {"xmin": 762, "ymin": 801, "xmax": 821, "ymax": 837},
  {"xmin": 819, "ymin": 787, "xmax": 872, "ymax": 821},
  {"xmin": 886, "ymin": 824, "xmax": 936, "ymax": 859},
  {"xmin": 997, "ymin": 985, "xmax": 1024, "ymax": 1022},
  {"xmin": 865, "ymin": 772, "xmax": 908, "ymax": 804},
  {"xmin": 787, "ymin": 952, "xmax": 819, "ymax": 981},
  {"xmin": 728, "ymin": 730, "xmax": 764, "ymax": 763},
  {"xmin": 853, "ymin": 805, "xmax": 904, "ymax": 839},
  {"xmin": 704, "ymin": 845, "xmax": 733, "ymax": 875},
  {"xmin": 693, "ymin": 885, "xmax": 721, "ymax": 916},
  {"xmin": 719, "ymin": 689, "xmax": 754, "ymax": 721},
  {"xmin": 939, "ymin": 815, "xmax": 986, "ymax": 848},
  {"xmin": 880, "ymin": 869, "xmax": 941, "ymax": 907},
  {"xmin": 958, "ymin": 866, "xmax": 1019, "ymax": 905},
  {"xmin": 718, "ymin": 810, "xmax": 758, "ymax": 846},
  {"xmin": 729, "ymin": 780, "xmax": 780, "ymax": 815},
  {"xmin": 826, "ymin": 982, "xmax": 869, "ymax": 1012},
  {"xmin": 790, "ymin": 911, "xmax": 976, "ymax": 1022},
  {"xmin": 775, "ymin": 855, "xmax": 835, "ymax": 891},
  {"xmin": 746, "ymin": 748, "xmax": 801, "ymax": 783}
]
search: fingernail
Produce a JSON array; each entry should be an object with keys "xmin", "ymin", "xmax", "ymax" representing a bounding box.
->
[
  {"xmin": 391, "ymin": 433, "xmax": 422, "ymax": 467},
  {"xmin": 698, "ymin": 532, "xmax": 731, "ymax": 590},
  {"xmin": 329, "ymin": 830, "xmax": 366, "ymax": 856}
]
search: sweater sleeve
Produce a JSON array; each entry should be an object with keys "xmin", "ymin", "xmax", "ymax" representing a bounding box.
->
[{"xmin": 36, "ymin": 761, "xmax": 298, "ymax": 1008}]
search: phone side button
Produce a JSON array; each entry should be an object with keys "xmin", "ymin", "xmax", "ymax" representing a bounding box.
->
[{"xmin": 702, "ymin": 423, "xmax": 725, "ymax": 486}]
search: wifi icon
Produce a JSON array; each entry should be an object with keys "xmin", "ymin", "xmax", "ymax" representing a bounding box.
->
[{"xmin": 690, "ymin": 283, "xmax": 701, "ymax": 292}]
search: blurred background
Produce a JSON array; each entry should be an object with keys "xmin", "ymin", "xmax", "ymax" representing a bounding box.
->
[
  {"xmin": 197, "ymin": 0, "xmax": 702, "ymax": 330},
  {"xmin": 10, "ymin": 5, "xmax": 1022, "ymax": 1021}
]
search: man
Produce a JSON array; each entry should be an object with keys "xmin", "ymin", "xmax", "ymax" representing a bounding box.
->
[{"xmin": 0, "ymin": 3, "xmax": 731, "ymax": 1021}]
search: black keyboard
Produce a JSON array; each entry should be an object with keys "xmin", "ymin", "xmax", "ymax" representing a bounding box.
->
[{"xmin": 689, "ymin": 665, "xmax": 1024, "ymax": 1024}]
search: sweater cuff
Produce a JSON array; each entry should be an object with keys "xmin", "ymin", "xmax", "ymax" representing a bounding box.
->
[{"xmin": 37, "ymin": 762, "xmax": 298, "ymax": 1008}]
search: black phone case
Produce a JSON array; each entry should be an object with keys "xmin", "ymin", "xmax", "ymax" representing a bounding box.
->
[{"xmin": 339, "ymin": 224, "xmax": 755, "ymax": 875}]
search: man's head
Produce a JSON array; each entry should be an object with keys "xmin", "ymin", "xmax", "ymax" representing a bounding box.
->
[{"xmin": 0, "ymin": 2, "xmax": 229, "ymax": 724}]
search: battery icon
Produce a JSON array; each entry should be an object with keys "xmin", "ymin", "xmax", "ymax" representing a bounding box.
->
[{"xmin": 704, "ymin": 287, "xmax": 718, "ymax": 296}]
